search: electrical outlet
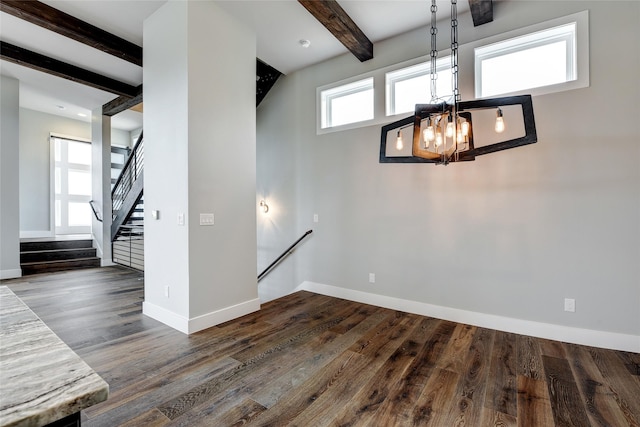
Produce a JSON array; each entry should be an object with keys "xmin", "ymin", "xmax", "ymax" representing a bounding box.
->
[
  {"xmin": 369, "ymin": 273, "xmax": 375, "ymax": 284},
  {"xmin": 177, "ymin": 213, "xmax": 185, "ymax": 226},
  {"xmin": 564, "ymin": 298, "xmax": 575, "ymax": 312},
  {"xmin": 313, "ymin": 214, "xmax": 319, "ymax": 223},
  {"xmin": 164, "ymin": 286, "xmax": 170, "ymax": 298}
]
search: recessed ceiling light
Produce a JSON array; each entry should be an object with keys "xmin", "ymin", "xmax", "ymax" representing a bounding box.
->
[
  {"xmin": 77, "ymin": 113, "xmax": 87, "ymax": 117},
  {"xmin": 299, "ymin": 39, "xmax": 311, "ymax": 48}
]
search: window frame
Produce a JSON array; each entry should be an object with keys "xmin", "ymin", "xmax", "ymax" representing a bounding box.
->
[
  {"xmin": 385, "ymin": 56, "xmax": 453, "ymax": 117},
  {"xmin": 318, "ymin": 77, "xmax": 375, "ymax": 131},
  {"xmin": 473, "ymin": 10, "xmax": 589, "ymax": 98}
]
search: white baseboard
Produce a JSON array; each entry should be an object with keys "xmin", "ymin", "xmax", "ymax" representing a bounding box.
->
[
  {"xmin": 143, "ymin": 298, "xmax": 261, "ymax": 335},
  {"xmin": 296, "ymin": 281, "xmax": 640, "ymax": 353},
  {"xmin": 20, "ymin": 230, "xmax": 54, "ymax": 238},
  {"xmin": 0, "ymin": 269, "xmax": 22, "ymax": 280},
  {"xmin": 143, "ymin": 302, "xmax": 190, "ymax": 333}
]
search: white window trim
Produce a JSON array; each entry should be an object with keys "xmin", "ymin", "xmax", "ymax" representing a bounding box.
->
[
  {"xmin": 473, "ymin": 10, "xmax": 589, "ymax": 99},
  {"xmin": 316, "ymin": 52, "xmax": 453, "ymax": 135},
  {"xmin": 385, "ymin": 56, "xmax": 452, "ymax": 117},
  {"xmin": 321, "ymin": 77, "xmax": 374, "ymax": 129}
]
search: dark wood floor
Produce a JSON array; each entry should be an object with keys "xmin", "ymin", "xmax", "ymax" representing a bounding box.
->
[{"xmin": 3, "ymin": 266, "xmax": 639, "ymax": 426}]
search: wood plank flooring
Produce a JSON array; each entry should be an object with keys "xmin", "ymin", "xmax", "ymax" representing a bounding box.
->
[{"xmin": 3, "ymin": 266, "xmax": 639, "ymax": 426}]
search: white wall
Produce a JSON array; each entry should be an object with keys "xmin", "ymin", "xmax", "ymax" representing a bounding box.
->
[
  {"xmin": 0, "ymin": 76, "xmax": 21, "ymax": 279},
  {"xmin": 256, "ymin": 1, "xmax": 640, "ymax": 350},
  {"xmin": 143, "ymin": 1, "xmax": 258, "ymax": 333},
  {"xmin": 91, "ymin": 110, "xmax": 113, "ymax": 265}
]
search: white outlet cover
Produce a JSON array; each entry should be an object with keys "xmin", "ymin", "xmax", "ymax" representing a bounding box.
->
[{"xmin": 564, "ymin": 298, "xmax": 576, "ymax": 312}]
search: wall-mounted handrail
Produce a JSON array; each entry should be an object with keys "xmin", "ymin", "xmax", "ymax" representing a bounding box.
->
[
  {"xmin": 258, "ymin": 229, "xmax": 313, "ymax": 282},
  {"xmin": 89, "ymin": 200, "xmax": 102, "ymax": 222}
]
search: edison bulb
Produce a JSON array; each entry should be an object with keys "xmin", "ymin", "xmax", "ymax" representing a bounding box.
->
[
  {"xmin": 435, "ymin": 131, "xmax": 443, "ymax": 147},
  {"xmin": 396, "ymin": 130, "xmax": 404, "ymax": 150},
  {"xmin": 446, "ymin": 113, "xmax": 454, "ymax": 138},
  {"xmin": 423, "ymin": 125, "xmax": 435, "ymax": 142},
  {"xmin": 461, "ymin": 120, "xmax": 470, "ymax": 137},
  {"xmin": 495, "ymin": 108, "xmax": 505, "ymax": 133}
]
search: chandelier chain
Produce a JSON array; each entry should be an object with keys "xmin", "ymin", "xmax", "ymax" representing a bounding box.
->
[
  {"xmin": 429, "ymin": 0, "xmax": 438, "ymax": 102},
  {"xmin": 450, "ymin": 0, "xmax": 460, "ymax": 104}
]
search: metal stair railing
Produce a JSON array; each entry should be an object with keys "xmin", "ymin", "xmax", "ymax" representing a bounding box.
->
[
  {"xmin": 258, "ymin": 230, "xmax": 313, "ymax": 282},
  {"xmin": 112, "ymin": 132, "xmax": 144, "ymax": 218}
]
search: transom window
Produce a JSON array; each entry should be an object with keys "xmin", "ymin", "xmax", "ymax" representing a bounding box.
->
[
  {"xmin": 320, "ymin": 77, "xmax": 374, "ymax": 129},
  {"xmin": 386, "ymin": 57, "xmax": 452, "ymax": 116},
  {"xmin": 475, "ymin": 16, "xmax": 585, "ymax": 98}
]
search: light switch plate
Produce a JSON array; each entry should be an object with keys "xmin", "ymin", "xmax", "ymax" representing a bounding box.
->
[{"xmin": 200, "ymin": 213, "xmax": 214, "ymax": 226}]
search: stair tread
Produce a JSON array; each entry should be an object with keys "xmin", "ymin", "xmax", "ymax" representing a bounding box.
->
[
  {"xmin": 20, "ymin": 247, "xmax": 95, "ymax": 255},
  {"xmin": 21, "ymin": 257, "xmax": 100, "ymax": 266}
]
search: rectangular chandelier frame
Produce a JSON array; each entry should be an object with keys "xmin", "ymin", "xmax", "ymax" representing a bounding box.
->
[{"xmin": 380, "ymin": 95, "xmax": 537, "ymax": 164}]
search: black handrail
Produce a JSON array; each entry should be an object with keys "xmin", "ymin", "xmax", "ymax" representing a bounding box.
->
[
  {"xmin": 112, "ymin": 131, "xmax": 143, "ymax": 199},
  {"xmin": 89, "ymin": 200, "xmax": 102, "ymax": 222},
  {"xmin": 257, "ymin": 229, "xmax": 313, "ymax": 282}
]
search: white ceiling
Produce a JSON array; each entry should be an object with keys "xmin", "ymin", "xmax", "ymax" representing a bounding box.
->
[{"xmin": 0, "ymin": 0, "xmax": 470, "ymax": 131}]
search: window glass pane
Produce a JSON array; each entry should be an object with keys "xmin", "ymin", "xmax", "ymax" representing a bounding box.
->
[
  {"xmin": 68, "ymin": 141, "xmax": 91, "ymax": 165},
  {"xmin": 68, "ymin": 202, "xmax": 91, "ymax": 226},
  {"xmin": 55, "ymin": 167, "xmax": 61, "ymax": 194},
  {"xmin": 55, "ymin": 200, "xmax": 61, "ymax": 227},
  {"xmin": 68, "ymin": 170, "xmax": 91, "ymax": 195},
  {"xmin": 111, "ymin": 168, "xmax": 121, "ymax": 180},
  {"xmin": 475, "ymin": 22, "xmax": 577, "ymax": 98},
  {"xmin": 321, "ymin": 77, "xmax": 373, "ymax": 129},
  {"xmin": 111, "ymin": 152, "xmax": 125, "ymax": 164},
  {"xmin": 329, "ymin": 88, "xmax": 374, "ymax": 127},
  {"xmin": 480, "ymin": 42, "xmax": 567, "ymax": 97}
]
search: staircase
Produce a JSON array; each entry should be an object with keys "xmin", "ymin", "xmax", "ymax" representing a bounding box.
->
[
  {"xmin": 20, "ymin": 238, "xmax": 100, "ymax": 275},
  {"xmin": 112, "ymin": 195, "xmax": 144, "ymax": 271},
  {"xmin": 111, "ymin": 132, "xmax": 144, "ymax": 271}
]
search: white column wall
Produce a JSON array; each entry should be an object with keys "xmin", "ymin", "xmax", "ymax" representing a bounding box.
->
[
  {"xmin": 91, "ymin": 109, "xmax": 113, "ymax": 265},
  {"xmin": 143, "ymin": 1, "xmax": 258, "ymax": 333}
]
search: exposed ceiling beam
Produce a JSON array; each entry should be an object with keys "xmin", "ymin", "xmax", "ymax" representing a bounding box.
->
[
  {"xmin": 468, "ymin": 0, "xmax": 493, "ymax": 27},
  {"xmin": 1, "ymin": 41, "xmax": 139, "ymax": 98},
  {"xmin": 0, "ymin": 0, "xmax": 142, "ymax": 66},
  {"xmin": 103, "ymin": 85, "xmax": 143, "ymax": 116},
  {"xmin": 298, "ymin": 0, "xmax": 373, "ymax": 62}
]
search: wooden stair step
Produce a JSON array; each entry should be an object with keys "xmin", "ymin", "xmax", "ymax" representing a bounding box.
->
[
  {"xmin": 20, "ymin": 247, "xmax": 97, "ymax": 263},
  {"xmin": 20, "ymin": 258, "xmax": 101, "ymax": 276},
  {"xmin": 20, "ymin": 239, "xmax": 93, "ymax": 252}
]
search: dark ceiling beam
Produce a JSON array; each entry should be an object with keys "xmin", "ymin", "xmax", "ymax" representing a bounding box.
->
[
  {"xmin": 298, "ymin": 0, "xmax": 373, "ymax": 62},
  {"xmin": 0, "ymin": 0, "xmax": 142, "ymax": 66},
  {"xmin": 1, "ymin": 42, "xmax": 139, "ymax": 98},
  {"xmin": 468, "ymin": 0, "xmax": 493, "ymax": 27},
  {"xmin": 103, "ymin": 85, "xmax": 143, "ymax": 116}
]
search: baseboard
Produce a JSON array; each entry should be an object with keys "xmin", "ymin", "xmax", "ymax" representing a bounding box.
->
[
  {"xmin": 143, "ymin": 298, "xmax": 261, "ymax": 335},
  {"xmin": 0, "ymin": 269, "xmax": 22, "ymax": 280},
  {"xmin": 20, "ymin": 230, "xmax": 54, "ymax": 238},
  {"xmin": 296, "ymin": 281, "xmax": 640, "ymax": 353},
  {"xmin": 143, "ymin": 302, "xmax": 189, "ymax": 333}
]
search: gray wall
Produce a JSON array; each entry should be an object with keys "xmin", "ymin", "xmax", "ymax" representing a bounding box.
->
[
  {"xmin": 256, "ymin": 1, "xmax": 640, "ymax": 337},
  {"xmin": 1, "ymin": 76, "xmax": 21, "ymax": 278}
]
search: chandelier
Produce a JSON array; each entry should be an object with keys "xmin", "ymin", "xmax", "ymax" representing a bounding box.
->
[{"xmin": 380, "ymin": 0, "xmax": 537, "ymax": 165}]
